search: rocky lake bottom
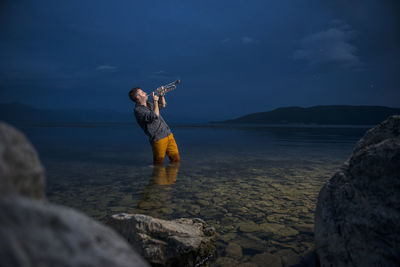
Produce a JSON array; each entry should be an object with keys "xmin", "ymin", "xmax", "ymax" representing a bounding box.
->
[{"xmin": 21, "ymin": 123, "xmax": 369, "ymax": 267}]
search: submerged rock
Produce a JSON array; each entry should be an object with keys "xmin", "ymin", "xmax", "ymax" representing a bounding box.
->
[
  {"xmin": 315, "ymin": 115, "xmax": 400, "ymax": 266},
  {"xmin": 225, "ymin": 242, "xmax": 243, "ymax": 259},
  {"xmin": 0, "ymin": 195, "xmax": 149, "ymax": 267},
  {"xmin": 107, "ymin": 213, "xmax": 217, "ymax": 267},
  {"xmin": 0, "ymin": 122, "xmax": 45, "ymax": 200},
  {"xmin": 275, "ymin": 249, "xmax": 302, "ymax": 267},
  {"xmin": 252, "ymin": 252, "xmax": 282, "ymax": 267},
  {"xmin": 215, "ymin": 256, "xmax": 240, "ymax": 266}
]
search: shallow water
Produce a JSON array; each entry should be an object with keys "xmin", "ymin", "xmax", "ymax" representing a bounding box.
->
[{"xmin": 21, "ymin": 123, "xmax": 368, "ymax": 267}]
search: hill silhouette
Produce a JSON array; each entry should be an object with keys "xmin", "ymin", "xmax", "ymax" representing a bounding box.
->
[{"xmin": 217, "ymin": 105, "xmax": 400, "ymax": 125}]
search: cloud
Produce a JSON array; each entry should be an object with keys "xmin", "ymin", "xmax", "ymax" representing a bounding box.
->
[
  {"xmin": 147, "ymin": 70, "xmax": 175, "ymax": 80},
  {"xmin": 294, "ymin": 22, "xmax": 363, "ymax": 69},
  {"xmin": 96, "ymin": 65, "xmax": 118, "ymax": 72},
  {"xmin": 154, "ymin": 70, "xmax": 167, "ymax": 75},
  {"xmin": 240, "ymin": 36, "xmax": 258, "ymax": 44}
]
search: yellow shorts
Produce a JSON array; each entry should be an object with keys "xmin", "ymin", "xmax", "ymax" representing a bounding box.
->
[{"xmin": 151, "ymin": 133, "xmax": 180, "ymax": 164}]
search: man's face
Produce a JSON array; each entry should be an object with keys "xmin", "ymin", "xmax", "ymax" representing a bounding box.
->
[{"xmin": 136, "ymin": 89, "xmax": 148, "ymax": 102}]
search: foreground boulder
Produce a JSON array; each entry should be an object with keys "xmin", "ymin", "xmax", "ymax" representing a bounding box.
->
[
  {"xmin": 0, "ymin": 196, "xmax": 149, "ymax": 267},
  {"xmin": 107, "ymin": 213, "xmax": 217, "ymax": 266},
  {"xmin": 0, "ymin": 122, "xmax": 46, "ymax": 200},
  {"xmin": 315, "ymin": 115, "xmax": 400, "ymax": 266}
]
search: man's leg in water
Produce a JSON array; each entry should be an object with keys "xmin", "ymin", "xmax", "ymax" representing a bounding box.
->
[
  {"xmin": 166, "ymin": 134, "xmax": 180, "ymax": 162},
  {"xmin": 151, "ymin": 136, "xmax": 169, "ymax": 164},
  {"xmin": 151, "ymin": 162, "xmax": 180, "ymax": 185}
]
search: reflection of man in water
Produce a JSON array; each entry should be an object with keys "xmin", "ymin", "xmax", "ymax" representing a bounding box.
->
[
  {"xmin": 151, "ymin": 162, "xmax": 180, "ymax": 185},
  {"xmin": 136, "ymin": 162, "xmax": 180, "ymax": 215},
  {"xmin": 129, "ymin": 87, "xmax": 180, "ymax": 164}
]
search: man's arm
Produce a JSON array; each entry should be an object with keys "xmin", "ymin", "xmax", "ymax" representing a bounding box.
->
[
  {"xmin": 159, "ymin": 95, "xmax": 167, "ymax": 110},
  {"xmin": 152, "ymin": 92, "xmax": 160, "ymax": 117}
]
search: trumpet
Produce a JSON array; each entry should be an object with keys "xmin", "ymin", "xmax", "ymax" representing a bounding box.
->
[{"xmin": 147, "ymin": 80, "xmax": 181, "ymax": 97}]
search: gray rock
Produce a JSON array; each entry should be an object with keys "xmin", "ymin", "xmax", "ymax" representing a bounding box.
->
[
  {"xmin": 106, "ymin": 213, "xmax": 217, "ymax": 266},
  {"xmin": 0, "ymin": 122, "xmax": 46, "ymax": 199},
  {"xmin": 0, "ymin": 195, "xmax": 149, "ymax": 267},
  {"xmin": 315, "ymin": 115, "xmax": 400, "ymax": 267},
  {"xmin": 353, "ymin": 115, "xmax": 400, "ymax": 154}
]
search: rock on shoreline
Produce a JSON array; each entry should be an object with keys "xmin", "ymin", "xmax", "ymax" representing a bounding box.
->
[
  {"xmin": 107, "ymin": 213, "xmax": 217, "ymax": 267},
  {"xmin": 0, "ymin": 195, "xmax": 150, "ymax": 267},
  {"xmin": 315, "ymin": 115, "xmax": 400, "ymax": 266},
  {"xmin": 0, "ymin": 122, "xmax": 46, "ymax": 200}
]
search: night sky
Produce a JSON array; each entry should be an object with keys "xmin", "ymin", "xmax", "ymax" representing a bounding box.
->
[{"xmin": 1, "ymin": 0, "xmax": 399, "ymax": 120}]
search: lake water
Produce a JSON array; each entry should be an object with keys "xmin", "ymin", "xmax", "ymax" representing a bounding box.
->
[{"xmin": 20, "ymin": 123, "xmax": 370, "ymax": 267}]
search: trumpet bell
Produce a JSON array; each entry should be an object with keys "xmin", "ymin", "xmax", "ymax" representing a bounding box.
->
[
  {"xmin": 156, "ymin": 80, "xmax": 181, "ymax": 95},
  {"xmin": 147, "ymin": 79, "xmax": 181, "ymax": 97}
]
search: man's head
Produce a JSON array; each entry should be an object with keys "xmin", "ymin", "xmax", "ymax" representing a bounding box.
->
[{"xmin": 129, "ymin": 87, "xmax": 148, "ymax": 103}]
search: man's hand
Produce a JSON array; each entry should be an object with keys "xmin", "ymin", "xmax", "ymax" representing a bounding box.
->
[
  {"xmin": 152, "ymin": 92, "xmax": 159, "ymax": 102},
  {"xmin": 158, "ymin": 86, "xmax": 166, "ymax": 96}
]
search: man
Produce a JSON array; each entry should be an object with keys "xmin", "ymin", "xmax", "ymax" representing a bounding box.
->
[{"xmin": 129, "ymin": 87, "xmax": 180, "ymax": 165}]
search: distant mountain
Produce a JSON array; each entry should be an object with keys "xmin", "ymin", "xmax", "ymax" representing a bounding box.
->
[{"xmin": 216, "ymin": 105, "xmax": 400, "ymax": 125}]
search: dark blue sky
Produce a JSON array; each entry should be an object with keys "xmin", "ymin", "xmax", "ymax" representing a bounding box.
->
[{"xmin": 1, "ymin": 0, "xmax": 399, "ymax": 120}]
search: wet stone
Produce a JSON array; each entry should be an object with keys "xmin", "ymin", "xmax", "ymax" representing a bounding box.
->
[
  {"xmin": 119, "ymin": 195, "xmax": 133, "ymax": 206},
  {"xmin": 252, "ymin": 252, "xmax": 282, "ymax": 267},
  {"xmin": 220, "ymin": 216, "xmax": 237, "ymax": 225},
  {"xmin": 275, "ymin": 249, "xmax": 302, "ymax": 266},
  {"xmin": 266, "ymin": 214, "xmax": 283, "ymax": 223},
  {"xmin": 221, "ymin": 225, "xmax": 236, "ymax": 232},
  {"xmin": 215, "ymin": 256, "xmax": 240, "ymax": 267},
  {"xmin": 110, "ymin": 206, "xmax": 126, "ymax": 212},
  {"xmin": 160, "ymin": 207, "xmax": 173, "ymax": 215},
  {"xmin": 232, "ymin": 236, "xmax": 266, "ymax": 252},
  {"xmin": 200, "ymin": 208, "xmax": 219, "ymax": 217},
  {"xmin": 197, "ymin": 199, "xmax": 210, "ymax": 206},
  {"xmin": 277, "ymin": 227, "xmax": 299, "ymax": 237},
  {"xmin": 285, "ymin": 216, "xmax": 300, "ymax": 223},
  {"xmin": 255, "ymin": 212, "xmax": 264, "ymax": 219},
  {"xmin": 220, "ymin": 233, "xmax": 237, "ymax": 243},
  {"xmin": 238, "ymin": 262, "xmax": 258, "ymax": 267},
  {"xmin": 217, "ymin": 207, "xmax": 228, "ymax": 213},
  {"xmin": 225, "ymin": 243, "xmax": 243, "ymax": 259},
  {"xmin": 243, "ymin": 233, "xmax": 264, "ymax": 243},
  {"xmin": 238, "ymin": 221, "xmax": 259, "ymax": 232},
  {"xmin": 229, "ymin": 206, "xmax": 249, "ymax": 214},
  {"xmin": 270, "ymin": 240, "xmax": 302, "ymax": 254},
  {"xmin": 195, "ymin": 193, "xmax": 213, "ymax": 199},
  {"xmin": 293, "ymin": 223, "xmax": 314, "ymax": 233}
]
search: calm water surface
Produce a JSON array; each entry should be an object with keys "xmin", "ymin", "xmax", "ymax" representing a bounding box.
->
[{"xmin": 21, "ymin": 123, "xmax": 369, "ymax": 267}]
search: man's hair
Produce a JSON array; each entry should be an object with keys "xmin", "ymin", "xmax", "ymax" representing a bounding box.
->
[{"xmin": 129, "ymin": 87, "xmax": 141, "ymax": 102}]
